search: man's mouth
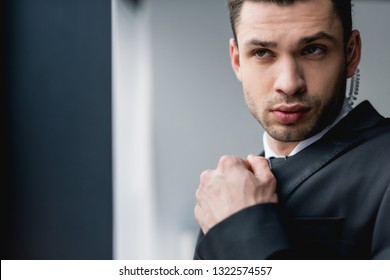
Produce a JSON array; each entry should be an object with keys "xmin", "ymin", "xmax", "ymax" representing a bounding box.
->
[{"xmin": 271, "ymin": 104, "xmax": 310, "ymax": 124}]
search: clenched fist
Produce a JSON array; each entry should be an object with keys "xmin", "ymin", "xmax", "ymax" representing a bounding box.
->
[{"xmin": 194, "ymin": 154, "xmax": 277, "ymax": 234}]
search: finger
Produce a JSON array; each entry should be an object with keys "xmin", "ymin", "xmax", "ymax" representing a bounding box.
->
[
  {"xmin": 200, "ymin": 169, "xmax": 213, "ymax": 184},
  {"xmin": 195, "ymin": 187, "xmax": 201, "ymax": 202},
  {"xmin": 247, "ymin": 154, "xmax": 271, "ymax": 177},
  {"xmin": 194, "ymin": 203, "xmax": 209, "ymax": 234},
  {"xmin": 194, "ymin": 203, "xmax": 201, "ymax": 221},
  {"xmin": 217, "ymin": 155, "xmax": 251, "ymax": 170}
]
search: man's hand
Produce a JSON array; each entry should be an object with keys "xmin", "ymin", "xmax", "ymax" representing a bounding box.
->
[{"xmin": 194, "ymin": 154, "xmax": 278, "ymax": 234}]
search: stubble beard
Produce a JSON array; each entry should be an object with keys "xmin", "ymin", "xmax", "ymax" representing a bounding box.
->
[{"xmin": 244, "ymin": 80, "xmax": 347, "ymax": 143}]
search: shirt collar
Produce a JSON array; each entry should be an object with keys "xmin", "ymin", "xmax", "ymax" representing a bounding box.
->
[{"xmin": 263, "ymin": 99, "xmax": 353, "ymax": 159}]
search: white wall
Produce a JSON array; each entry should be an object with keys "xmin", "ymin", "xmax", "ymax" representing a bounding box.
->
[
  {"xmin": 112, "ymin": 0, "xmax": 156, "ymax": 259},
  {"xmin": 113, "ymin": 0, "xmax": 390, "ymax": 260}
]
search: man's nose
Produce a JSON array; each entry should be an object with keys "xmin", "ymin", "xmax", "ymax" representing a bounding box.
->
[{"xmin": 273, "ymin": 58, "xmax": 306, "ymax": 96}]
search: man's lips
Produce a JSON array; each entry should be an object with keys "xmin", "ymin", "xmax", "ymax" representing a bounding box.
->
[{"xmin": 271, "ymin": 104, "xmax": 310, "ymax": 124}]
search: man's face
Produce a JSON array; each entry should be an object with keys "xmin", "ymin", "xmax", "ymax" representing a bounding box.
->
[{"xmin": 230, "ymin": 0, "xmax": 358, "ymax": 142}]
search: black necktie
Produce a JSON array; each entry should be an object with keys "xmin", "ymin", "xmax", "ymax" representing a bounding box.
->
[{"xmin": 268, "ymin": 156, "xmax": 288, "ymax": 170}]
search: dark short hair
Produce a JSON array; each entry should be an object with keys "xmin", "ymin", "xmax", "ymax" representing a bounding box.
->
[{"xmin": 226, "ymin": 0, "xmax": 352, "ymax": 46}]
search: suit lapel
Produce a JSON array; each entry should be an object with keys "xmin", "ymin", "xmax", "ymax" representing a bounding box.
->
[
  {"xmin": 270, "ymin": 135, "xmax": 363, "ymax": 201},
  {"xmin": 269, "ymin": 101, "xmax": 384, "ymax": 202}
]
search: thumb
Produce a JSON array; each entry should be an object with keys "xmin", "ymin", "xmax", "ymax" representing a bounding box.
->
[{"xmin": 246, "ymin": 154, "xmax": 271, "ymax": 177}]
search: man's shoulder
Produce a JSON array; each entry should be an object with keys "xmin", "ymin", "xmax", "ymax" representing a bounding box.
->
[{"xmin": 334, "ymin": 101, "xmax": 390, "ymax": 136}]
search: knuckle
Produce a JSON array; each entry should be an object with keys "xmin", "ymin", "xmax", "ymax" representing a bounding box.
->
[
  {"xmin": 200, "ymin": 169, "xmax": 213, "ymax": 184},
  {"xmin": 258, "ymin": 165, "xmax": 276, "ymax": 181},
  {"xmin": 263, "ymin": 171, "xmax": 276, "ymax": 183},
  {"xmin": 219, "ymin": 155, "xmax": 240, "ymax": 168},
  {"xmin": 194, "ymin": 204, "xmax": 200, "ymax": 217},
  {"xmin": 253, "ymin": 156, "xmax": 269, "ymax": 167},
  {"xmin": 195, "ymin": 187, "xmax": 202, "ymax": 200}
]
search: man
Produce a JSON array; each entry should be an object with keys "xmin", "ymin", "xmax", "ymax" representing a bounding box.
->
[{"xmin": 194, "ymin": 0, "xmax": 390, "ymax": 259}]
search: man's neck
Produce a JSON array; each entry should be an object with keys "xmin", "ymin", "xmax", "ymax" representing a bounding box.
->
[{"xmin": 266, "ymin": 134, "xmax": 298, "ymax": 157}]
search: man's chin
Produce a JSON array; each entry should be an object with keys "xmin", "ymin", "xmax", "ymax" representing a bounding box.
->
[{"xmin": 266, "ymin": 125, "xmax": 314, "ymax": 143}]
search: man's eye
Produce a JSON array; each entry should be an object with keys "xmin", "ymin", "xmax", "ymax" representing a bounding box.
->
[
  {"xmin": 253, "ymin": 49, "xmax": 274, "ymax": 58},
  {"xmin": 303, "ymin": 46, "xmax": 325, "ymax": 56}
]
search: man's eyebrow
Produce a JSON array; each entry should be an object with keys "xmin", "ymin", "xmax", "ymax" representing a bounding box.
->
[
  {"xmin": 300, "ymin": 32, "xmax": 338, "ymax": 45},
  {"xmin": 244, "ymin": 39, "xmax": 277, "ymax": 48},
  {"xmin": 243, "ymin": 32, "xmax": 337, "ymax": 49}
]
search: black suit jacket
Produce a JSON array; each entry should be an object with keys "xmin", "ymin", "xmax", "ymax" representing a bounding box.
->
[{"xmin": 194, "ymin": 101, "xmax": 390, "ymax": 259}]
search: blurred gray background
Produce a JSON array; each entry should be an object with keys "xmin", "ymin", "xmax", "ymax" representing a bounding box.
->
[
  {"xmin": 3, "ymin": 0, "xmax": 390, "ymax": 260},
  {"xmin": 112, "ymin": 0, "xmax": 390, "ymax": 259}
]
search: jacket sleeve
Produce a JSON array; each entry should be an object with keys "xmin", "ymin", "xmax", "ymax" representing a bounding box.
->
[
  {"xmin": 371, "ymin": 183, "xmax": 390, "ymax": 259},
  {"xmin": 193, "ymin": 203, "xmax": 292, "ymax": 260}
]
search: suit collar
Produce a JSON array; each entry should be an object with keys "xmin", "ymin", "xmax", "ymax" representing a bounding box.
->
[
  {"xmin": 269, "ymin": 100, "xmax": 384, "ymax": 202},
  {"xmin": 329, "ymin": 100, "xmax": 383, "ymax": 133}
]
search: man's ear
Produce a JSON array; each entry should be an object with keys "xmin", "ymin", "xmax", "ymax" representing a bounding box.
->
[
  {"xmin": 346, "ymin": 30, "xmax": 362, "ymax": 78},
  {"xmin": 229, "ymin": 38, "xmax": 242, "ymax": 81}
]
